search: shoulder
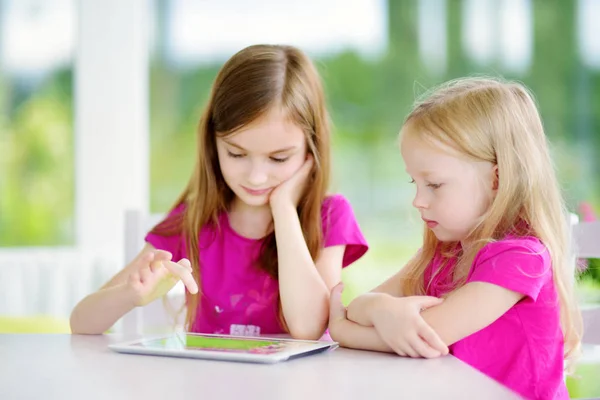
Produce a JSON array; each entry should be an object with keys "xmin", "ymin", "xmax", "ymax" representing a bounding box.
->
[
  {"xmin": 320, "ymin": 193, "xmax": 359, "ymax": 230},
  {"xmin": 158, "ymin": 203, "xmax": 220, "ymax": 235},
  {"xmin": 468, "ymin": 236, "xmax": 552, "ymax": 300},
  {"xmin": 321, "ymin": 193, "xmax": 352, "ymax": 213},
  {"xmin": 475, "ymin": 236, "xmax": 550, "ymax": 272},
  {"xmin": 321, "ymin": 193, "xmax": 358, "ymax": 223},
  {"xmin": 480, "ymin": 236, "xmax": 547, "ymax": 255},
  {"xmin": 318, "ymin": 194, "xmax": 368, "ymax": 265},
  {"xmin": 145, "ymin": 203, "xmax": 221, "ymax": 256}
]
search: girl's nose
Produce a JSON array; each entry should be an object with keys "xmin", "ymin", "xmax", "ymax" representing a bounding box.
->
[
  {"xmin": 412, "ymin": 189, "xmax": 429, "ymax": 210},
  {"xmin": 247, "ymin": 161, "xmax": 268, "ymax": 187}
]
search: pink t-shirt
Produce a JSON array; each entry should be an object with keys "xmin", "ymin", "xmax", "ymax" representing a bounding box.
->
[
  {"xmin": 145, "ymin": 194, "xmax": 368, "ymax": 336},
  {"xmin": 424, "ymin": 237, "xmax": 567, "ymax": 400}
]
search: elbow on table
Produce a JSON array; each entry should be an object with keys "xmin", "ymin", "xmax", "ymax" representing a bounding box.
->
[
  {"xmin": 287, "ymin": 322, "xmax": 328, "ymax": 341},
  {"xmin": 69, "ymin": 318, "xmax": 86, "ymax": 335},
  {"xmin": 327, "ymin": 329, "xmax": 341, "ymax": 345},
  {"xmin": 69, "ymin": 312, "xmax": 102, "ymax": 335}
]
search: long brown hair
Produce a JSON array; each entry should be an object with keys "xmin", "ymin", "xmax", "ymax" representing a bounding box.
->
[
  {"xmin": 399, "ymin": 77, "xmax": 582, "ymax": 367},
  {"xmin": 150, "ymin": 44, "xmax": 331, "ymax": 331}
]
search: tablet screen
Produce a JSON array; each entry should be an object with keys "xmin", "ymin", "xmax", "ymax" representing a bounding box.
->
[{"xmin": 134, "ymin": 334, "xmax": 288, "ymax": 355}]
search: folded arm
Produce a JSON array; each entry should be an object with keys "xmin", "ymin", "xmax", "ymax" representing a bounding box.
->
[{"xmin": 421, "ymin": 281, "xmax": 524, "ymax": 346}]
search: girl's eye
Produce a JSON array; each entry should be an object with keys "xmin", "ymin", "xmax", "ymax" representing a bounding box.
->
[
  {"xmin": 227, "ymin": 151, "xmax": 245, "ymax": 158},
  {"xmin": 270, "ymin": 157, "xmax": 288, "ymax": 163},
  {"xmin": 409, "ymin": 178, "xmax": 415, "ymax": 184},
  {"xmin": 427, "ymin": 183, "xmax": 442, "ymax": 189}
]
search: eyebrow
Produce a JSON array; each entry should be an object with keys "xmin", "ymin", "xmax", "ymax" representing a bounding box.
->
[
  {"xmin": 406, "ymin": 170, "xmax": 437, "ymax": 178},
  {"xmin": 223, "ymin": 139, "xmax": 297, "ymax": 155}
]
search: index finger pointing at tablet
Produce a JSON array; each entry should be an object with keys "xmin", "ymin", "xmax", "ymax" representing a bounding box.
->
[
  {"xmin": 163, "ymin": 260, "xmax": 199, "ymax": 294},
  {"xmin": 177, "ymin": 258, "xmax": 193, "ymax": 272}
]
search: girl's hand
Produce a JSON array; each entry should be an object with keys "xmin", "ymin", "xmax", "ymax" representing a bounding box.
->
[
  {"xmin": 127, "ymin": 256, "xmax": 199, "ymax": 307},
  {"xmin": 371, "ymin": 296, "xmax": 449, "ymax": 358},
  {"xmin": 328, "ymin": 282, "xmax": 348, "ymax": 336},
  {"xmin": 269, "ymin": 155, "xmax": 314, "ymax": 210}
]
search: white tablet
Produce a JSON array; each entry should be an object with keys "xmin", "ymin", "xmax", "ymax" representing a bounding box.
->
[{"xmin": 108, "ymin": 332, "xmax": 338, "ymax": 364}]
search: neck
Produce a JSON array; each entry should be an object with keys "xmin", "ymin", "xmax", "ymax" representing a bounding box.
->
[{"xmin": 228, "ymin": 198, "xmax": 273, "ymax": 239}]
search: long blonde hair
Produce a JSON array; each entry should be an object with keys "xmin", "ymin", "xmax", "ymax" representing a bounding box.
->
[
  {"xmin": 150, "ymin": 44, "xmax": 331, "ymax": 331},
  {"xmin": 399, "ymin": 77, "xmax": 582, "ymax": 365}
]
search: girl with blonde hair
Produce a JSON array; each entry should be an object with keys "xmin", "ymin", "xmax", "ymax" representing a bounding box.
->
[{"xmin": 329, "ymin": 77, "xmax": 581, "ymax": 399}]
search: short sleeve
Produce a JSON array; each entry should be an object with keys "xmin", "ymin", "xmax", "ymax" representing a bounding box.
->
[
  {"xmin": 321, "ymin": 194, "xmax": 369, "ymax": 267},
  {"xmin": 144, "ymin": 204, "xmax": 186, "ymax": 261},
  {"xmin": 467, "ymin": 237, "xmax": 552, "ymax": 301}
]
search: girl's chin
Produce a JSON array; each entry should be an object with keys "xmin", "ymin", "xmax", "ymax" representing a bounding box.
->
[{"xmin": 234, "ymin": 193, "xmax": 271, "ymax": 208}]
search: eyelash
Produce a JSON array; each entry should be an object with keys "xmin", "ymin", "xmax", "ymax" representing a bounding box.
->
[
  {"xmin": 408, "ymin": 178, "xmax": 442, "ymax": 189},
  {"xmin": 227, "ymin": 151, "xmax": 244, "ymax": 159},
  {"xmin": 227, "ymin": 151, "xmax": 288, "ymax": 163}
]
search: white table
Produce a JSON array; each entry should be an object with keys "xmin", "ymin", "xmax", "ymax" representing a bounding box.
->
[{"xmin": 0, "ymin": 334, "xmax": 520, "ymax": 400}]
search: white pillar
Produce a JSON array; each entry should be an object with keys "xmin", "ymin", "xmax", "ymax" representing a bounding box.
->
[
  {"xmin": 75, "ymin": 0, "xmax": 149, "ymax": 268},
  {"xmin": 578, "ymin": 0, "xmax": 600, "ymax": 69}
]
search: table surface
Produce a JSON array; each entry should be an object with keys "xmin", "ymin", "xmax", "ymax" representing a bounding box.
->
[{"xmin": 0, "ymin": 334, "xmax": 520, "ymax": 400}]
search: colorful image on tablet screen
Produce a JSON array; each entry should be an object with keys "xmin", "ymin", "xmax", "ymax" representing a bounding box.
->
[{"xmin": 135, "ymin": 334, "xmax": 286, "ymax": 355}]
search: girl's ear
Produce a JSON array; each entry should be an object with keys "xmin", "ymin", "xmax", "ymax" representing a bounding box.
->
[{"xmin": 492, "ymin": 165, "xmax": 499, "ymax": 191}]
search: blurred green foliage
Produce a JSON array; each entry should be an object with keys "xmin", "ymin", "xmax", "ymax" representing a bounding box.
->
[
  {"xmin": 0, "ymin": 71, "xmax": 74, "ymax": 246},
  {"xmin": 1, "ymin": 2, "xmax": 599, "ymax": 289}
]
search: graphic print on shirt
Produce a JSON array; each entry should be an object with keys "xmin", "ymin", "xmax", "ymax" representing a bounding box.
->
[{"xmin": 204, "ymin": 275, "xmax": 279, "ymax": 336}]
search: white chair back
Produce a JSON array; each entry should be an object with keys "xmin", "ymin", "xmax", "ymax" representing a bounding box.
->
[
  {"xmin": 570, "ymin": 216, "xmax": 600, "ymax": 345},
  {"xmin": 572, "ymin": 220, "xmax": 600, "ymax": 260}
]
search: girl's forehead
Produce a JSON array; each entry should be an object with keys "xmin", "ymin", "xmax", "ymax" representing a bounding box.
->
[
  {"xmin": 220, "ymin": 109, "xmax": 306, "ymax": 152},
  {"xmin": 402, "ymin": 134, "xmax": 453, "ymax": 160},
  {"xmin": 401, "ymin": 129, "xmax": 459, "ymax": 154},
  {"xmin": 401, "ymin": 135, "xmax": 474, "ymax": 175}
]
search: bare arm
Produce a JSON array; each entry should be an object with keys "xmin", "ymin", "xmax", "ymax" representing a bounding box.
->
[
  {"xmin": 70, "ymin": 244, "xmax": 197, "ymax": 334},
  {"xmin": 69, "ymin": 282, "xmax": 139, "ymax": 335},
  {"xmin": 327, "ymin": 283, "xmax": 395, "ymax": 352},
  {"xmin": 273, "ymin": 202, "xmax": 344, "ymax": 340},
  {"xmin": 70, "ymin": 244, "xmax": 158, "ymax": 334},
  {"xmin": 330, "ymin": 318, "xmax": 395, "ymax": 353},
  {"xmin": 344, "ymin": 265, "xmax": 448, "ymax": 358},
  {"xmin": 421, "ymin": 282, "xmax": 524, "ymax": 346}
]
